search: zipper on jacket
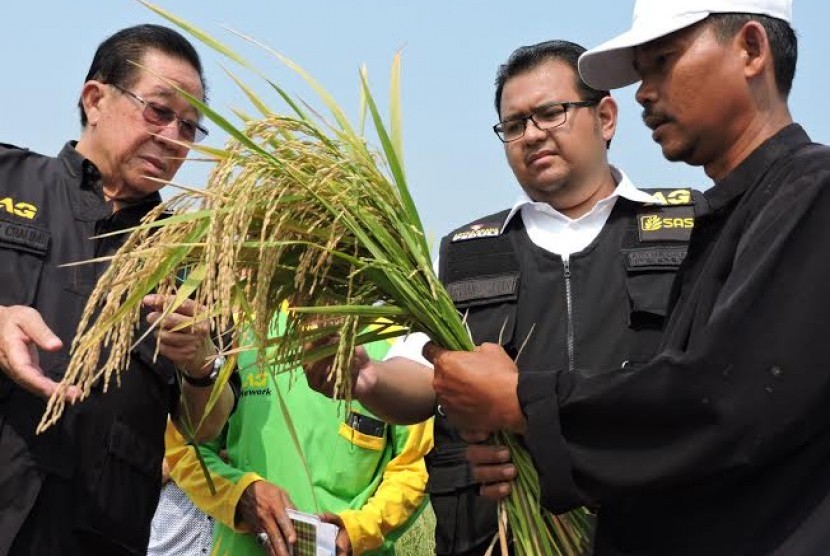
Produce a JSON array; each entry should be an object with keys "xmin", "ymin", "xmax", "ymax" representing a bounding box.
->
[{"xmin": 563, "ymin": 257, "xmax": 575, "ymax": 372}]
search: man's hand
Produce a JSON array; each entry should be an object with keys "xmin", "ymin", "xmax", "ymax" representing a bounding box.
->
[
  {"xmin": 143, "ymin": 295, "xmax": 213, "ymax": 377},
  {"xmin": 236, "ymin": 481, "xmax": 296, "ymax": 556},
  {"xmin": 303, "ymin": 338, "xmax": 374, "ymax": 400},
  {"xmin": 318, "ymin": 513, "xmax": 352, "ymax": 555},
  {"xmin": 463, "ymin": 432, "xmax": 518, "ymax": 502},
  {"xmin": 0, "ymin": 305, "xmax": 77, "ymax": 400},
  {"xmin": 424, "ymin": 342, "xmax": 526, "ymax": 433}
]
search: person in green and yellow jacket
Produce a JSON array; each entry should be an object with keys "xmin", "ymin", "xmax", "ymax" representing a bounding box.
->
[{"xmin": 165, "ymin": 335, "xmax": 432, "ymax": 556}]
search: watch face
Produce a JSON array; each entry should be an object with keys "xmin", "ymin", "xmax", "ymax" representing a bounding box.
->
[
  {"xmin": 213, "ymin": 355, "xmax": 227, "ymax": 372},
  {"xmin": 181, "ymin": 360, "xmax": 221, "ymax": 386}
]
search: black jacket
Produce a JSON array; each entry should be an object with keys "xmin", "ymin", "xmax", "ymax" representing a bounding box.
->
[
  {"xmin": 0, "ymin": 143, "xmax": 178, "ymax": 555},
  {"xmin": 519, "ymin": 124, "xmax": 830, "ymax": 555},
  {"xmin": 429, "ymin": 190, "xmax": 692, "ymax": 555}
]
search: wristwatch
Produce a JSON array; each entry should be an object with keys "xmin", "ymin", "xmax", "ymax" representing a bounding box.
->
[{"xmin": 181, "ymin": 355, "xmax": 226, "ymax": 387}]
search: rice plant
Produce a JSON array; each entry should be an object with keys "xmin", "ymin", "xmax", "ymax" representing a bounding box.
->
[{"xmin": 38, "ymin": 4, "xmax": 591, "ymax": 554}]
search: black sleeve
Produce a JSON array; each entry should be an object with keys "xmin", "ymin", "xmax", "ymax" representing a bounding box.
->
[
  {"xmin": 519, "ymin": 169, "xmax": 830, "ymax": 512},
  {"xmin": 518, "ymin": 370, "xmax": 589, "ymax": 511}
]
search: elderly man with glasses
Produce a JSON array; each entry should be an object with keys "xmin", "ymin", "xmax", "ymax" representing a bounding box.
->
[
  {"xmin": 305, "ymin": 39, "xmax": 695, "ymax": 555},
  {"xmin": 0, "ymin": 24, "xmax": 234, "ymax": 556}
]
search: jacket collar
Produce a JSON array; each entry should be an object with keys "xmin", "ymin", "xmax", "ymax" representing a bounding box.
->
[
  {"xmin": 706, "ymin": 124, "xmax": 811, "ymax": 213},
  {"xmin": 57, "ymin": 141, "xmax": 162, "ymax": 223}
]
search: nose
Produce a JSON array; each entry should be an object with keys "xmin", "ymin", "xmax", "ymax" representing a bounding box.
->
[
  {"xmin": 153, "ymin": 121, "xmax": 188, "ymax": 150},
  {"xmin": 635, "ymin": 77, "xmax": 656, "ymax": 108},
  {"xmin": 521, "ymin": 117, "xmax": 548, "ymax": 143}
]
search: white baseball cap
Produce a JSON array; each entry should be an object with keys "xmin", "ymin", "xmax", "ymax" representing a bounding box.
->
[{"xmin": 578, "ymin": 0, "xmax": 793, "ymax": 90}]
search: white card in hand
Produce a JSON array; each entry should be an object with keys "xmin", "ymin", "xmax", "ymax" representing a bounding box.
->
[{"xmin": 286, "ymin": 508, "xmax": 338, "ymax": 556}]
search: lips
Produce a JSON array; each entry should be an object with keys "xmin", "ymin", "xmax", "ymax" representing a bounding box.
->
[
  {"xmin": 526, "ymin": 149, "xmax": 557, "ymax": 166},
  {"xmin": 642, "ymin": 106, "xmax": 672, "ymax": 131},
  {"xmin": 641, "ymin": 110, "xmax": 674, "ymax": 143},
  {"xmin": 140, "ymin": 155, "xmax": 167, "ymax": 175},
  {"xmin": 643, "ymin": 114, "xmax": 670, "ymax": 131}
]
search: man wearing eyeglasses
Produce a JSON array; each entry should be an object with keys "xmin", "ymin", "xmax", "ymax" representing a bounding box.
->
[
  {"xmin": 305, "ymin": 40, "xmax": 695, "ymax": 555},
  {"xmin": 0, "ymin": 25, "xmax": 234, "ymax": 556},
  {"xmin": 425, "ymin": 39, "xmax": 698, "ymax": 556},
  {"xmin": 426, "ymin": 0, "xmax": 830, "ymax": 554}
]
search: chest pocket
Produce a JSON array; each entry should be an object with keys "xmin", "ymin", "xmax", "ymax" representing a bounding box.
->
[
  {"xmin": 328, "ymin": 410, "xmax": 390, "ymax": 497},
  {"xmin": 0, "ymin": 218, "xmax": 49, "ymax": 306},
  {"xmin": 622, "ymin": 246, "xmax": 687, "ymax": 326}
]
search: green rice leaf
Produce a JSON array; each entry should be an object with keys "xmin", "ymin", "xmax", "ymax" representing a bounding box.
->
[
  {"xmin": 389, "ymin": 50, "xmax": 404, "ymax": 164},
  {"xmin": 223, "ymin": 65, "xmax": 273, "ymax": 119}
]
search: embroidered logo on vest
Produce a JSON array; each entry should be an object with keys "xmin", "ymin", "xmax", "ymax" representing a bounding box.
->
[
  {"xmin": 0, "ymin": 197, "xmax": 38, "ymax": 220},
  {"xmin": 648, "ymin": 188, "xmax": 692, "ymax": 206},
  {"xmin": 451, "ymin": 222, "xmax": 501, "ymax": 242}
]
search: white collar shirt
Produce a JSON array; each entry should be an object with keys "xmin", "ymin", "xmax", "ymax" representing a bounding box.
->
[{"xmin": 501, "ymin": 166, "xmax": 658, "ymax": 259}]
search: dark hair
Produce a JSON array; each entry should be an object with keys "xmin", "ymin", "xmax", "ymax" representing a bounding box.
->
[
  {"xmin": 708, "ymin": 13, "xmax": 797, "ymax": 97},
  {"xmin": 494, "ymin": 40, "xmax": 609, "ymax": 118},
  {"xmin": 78, "ymin": 24, "xmax": 206, "ymax": 126},
  {"xmin": 494, "ymin": 40, "xmax": 612, "ymax": 147}
]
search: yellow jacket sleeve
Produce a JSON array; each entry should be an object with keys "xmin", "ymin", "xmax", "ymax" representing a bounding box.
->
[
  {"xmin": 338, "ymin": 418, "xmax": 434, "ymax": 554},
  {"xmin": 165, "ymin": 420, "xmax": 263, "ymax": 532}
]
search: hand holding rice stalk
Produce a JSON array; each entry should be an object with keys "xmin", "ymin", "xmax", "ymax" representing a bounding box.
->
[{"xmin": 39, "ymin": 3, "xmax": 591, "ymax": 553}]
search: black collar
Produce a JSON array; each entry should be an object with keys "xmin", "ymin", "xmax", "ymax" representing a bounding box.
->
[
  {"xmin": 57, "ymin": 141, "xmax": 162, "ymax": 223},
  {"xmin": 705, "ymin": 124, "xmax": 811, "ymax": 213}
]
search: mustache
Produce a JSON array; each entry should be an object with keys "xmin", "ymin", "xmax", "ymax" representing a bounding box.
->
[{"xmin": 641, "ymin": 106, "xmax": 672, "ymax": 130}]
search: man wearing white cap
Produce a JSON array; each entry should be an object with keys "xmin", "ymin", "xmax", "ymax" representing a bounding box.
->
[{"xmin": 425, "ymin": 1, "xmax": 830, "ymax": 554}]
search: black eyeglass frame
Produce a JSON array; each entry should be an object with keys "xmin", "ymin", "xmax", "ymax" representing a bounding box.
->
[
  {"xmin": 492, "ymin": 99, "xmax": 601, "ymax": 143},
  {"xmin": 109, "ymin": 83, "xmax": 209, "ymax": 143}
]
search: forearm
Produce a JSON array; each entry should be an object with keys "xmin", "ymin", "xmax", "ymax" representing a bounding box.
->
[
  {"xmin": 357, "ymin": 357, "xmax": 435, "ymax": 425},
  {"xmin": 174, "ymin": 381, "xmax": 234, "ymax": 442}
]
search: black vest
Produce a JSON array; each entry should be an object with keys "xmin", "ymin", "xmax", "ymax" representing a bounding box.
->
[{"xmin": 428, "ymin": 190, "xmax": 694, "ymax": 555}]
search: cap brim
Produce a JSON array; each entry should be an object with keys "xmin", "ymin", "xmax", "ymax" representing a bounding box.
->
[{"xmin": 579, "ymin": 11, "xmax": 710, "ymax": 90}]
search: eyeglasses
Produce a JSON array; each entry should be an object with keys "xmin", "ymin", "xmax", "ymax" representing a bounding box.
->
[
  {"xmin": 110, "ymin": 84, "xmax": 209, "ymax": 143},
  {"xmin": 493, "ymin": 100, "xmax": 600, "ymax": 143}
]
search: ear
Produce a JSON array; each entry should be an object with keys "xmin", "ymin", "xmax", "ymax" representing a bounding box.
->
[
  {"xmin": 79, "ymin": 81, "xmax": 108, "ymax": 127},
  {"xmin": 596, "ymin": 95, "xmax": 618, "ymax": 145},
  {"xmin": 736, "ymin": 21, "xmax": 771, "ymax": 82}
]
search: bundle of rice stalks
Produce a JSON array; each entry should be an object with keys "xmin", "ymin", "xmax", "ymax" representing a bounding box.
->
[{"xmin": 39, "ymin": 3, "xmax": 591, "ymax": 554}]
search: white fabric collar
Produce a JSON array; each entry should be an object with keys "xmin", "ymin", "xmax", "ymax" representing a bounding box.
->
[{"xmin": 500, "ymin": 166, "xmax": 658, "ymax": 232}]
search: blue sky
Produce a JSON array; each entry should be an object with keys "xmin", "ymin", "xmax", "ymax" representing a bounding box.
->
[{"xmin": 3, "ymin": 1, "xmax": 827, "ymax": 243}]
